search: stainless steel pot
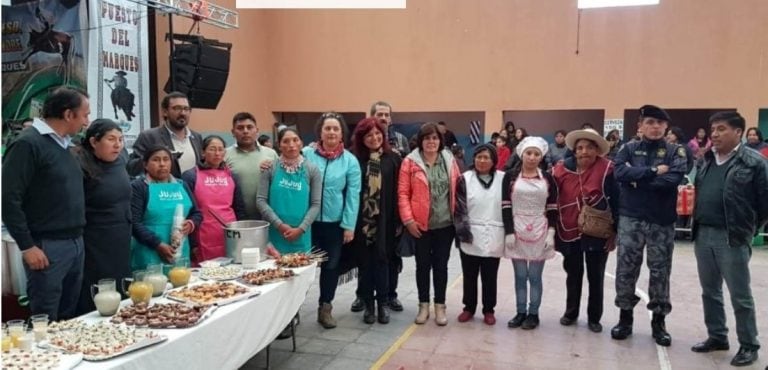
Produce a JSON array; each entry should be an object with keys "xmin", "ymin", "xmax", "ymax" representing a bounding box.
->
[{"xmin": 224, "ymin": 220, "xmax": 269, "ymax": 263}]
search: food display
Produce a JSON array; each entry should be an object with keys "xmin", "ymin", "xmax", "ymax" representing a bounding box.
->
[
  {"xmin": 1, "ymin": 348, "xmax": 82, "ymax": 370},
  {"xmin": 45, "ymin": 322, "xmax": 165, "ymax": 361},
  {"xmin": 110, "ymin": 302, "xmax": 214, "ymax": 329},
  {"xmin": 239, "ymin": 268, "xmax": 295, "ymax": 285},
  {"xmin": 47, "ymin": 320, "xmax": 87, "ymax": 333},
  {"xmin": 275, "ymin": 253, "xmax": 314, "ymax": 268},
  {"xmin": 166, "ymin": 281, "xmax": 250, "ymax": 305},
  {"xmin": 199, "ymin": 265, "xmax": 242, "ymax": 281}
]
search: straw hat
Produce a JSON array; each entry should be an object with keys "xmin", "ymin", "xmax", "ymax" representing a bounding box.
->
[{"xmin": 565, "ymin": 129, "xmax": 610, "ymax": 156}]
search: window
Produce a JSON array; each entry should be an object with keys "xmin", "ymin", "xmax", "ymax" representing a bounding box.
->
[{"xmin": 578, "ymin": 0, "xmax": 660, "ymax": 9}]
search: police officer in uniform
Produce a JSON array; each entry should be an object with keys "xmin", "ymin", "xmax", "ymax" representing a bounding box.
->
[{"xmin": 611, "ymin": 105, "xmax": 687, "ymax": 346}]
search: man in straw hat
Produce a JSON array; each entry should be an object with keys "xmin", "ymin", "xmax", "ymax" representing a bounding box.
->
[{"xmin": 610, "ymin": 105, "xmax": 688, "ymax": 346}]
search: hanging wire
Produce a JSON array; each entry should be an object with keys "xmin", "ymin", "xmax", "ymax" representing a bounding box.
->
[{"xmin": 575, "ymin": 9, "xmax": 582, "ymax": 55}]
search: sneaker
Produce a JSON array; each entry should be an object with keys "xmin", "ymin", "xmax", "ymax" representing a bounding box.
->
[
  {"xmin": 483, "ymin": 313, "xmax": 496, "ymax": 326},
  {"xmin": 507, "ymin": 313, "xmax": 527, "ymax": 328},
  {"xmin": 521, "ymin": 314, "xmax": 540, "ymax": 330},
  {"xmin": 457, "ymin": 310, "xmax": 473, "ymax": 323}
]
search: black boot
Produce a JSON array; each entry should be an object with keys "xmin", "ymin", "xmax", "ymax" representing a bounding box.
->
[
  {"xmin": 611, "ymin": 309, "xmax": 633, "ymax": 340},
  {"xmin": 377, "ymin": 301, "xmax": 390, "ymax": 324},
  {"xmin": 651, "ymin": 314, "xmax": 671, "ymax": 346},
  {"xmin": 363, "ymin": 300, "xmax": 376, "ymax": 324},
  {"xmin": 351, "ymin": 297, "xmax": 365, "ymax": 312}
]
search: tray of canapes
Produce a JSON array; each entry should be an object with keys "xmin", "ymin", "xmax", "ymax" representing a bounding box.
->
[
  {"xmin": 198, "ymin": 264, "xmax": 242, "ymax": 281},
  {"xmin": 2, "ymin": 348, "xmax": 83, "ymax": 370},
  {"xmin": 109, "ymin": 302, "xmax": 217, "ymax": 329},
  {"xmin": 275, "ymin": 250, "xmax": 327, "ymax": 268},
  {"xmin": 238, "ymin": 268, "xmax": 295, "ymax": 286},
  {"xmin": 165, "ymin": 281, "xmax": 257, "ymax": 306},
  {"xmin": 39, "ymin": 322, "xmax": 167, "ymax": 361},
  {"xmin": 47, "ymin": 319, "xmax": 87, "ymax": 333}
]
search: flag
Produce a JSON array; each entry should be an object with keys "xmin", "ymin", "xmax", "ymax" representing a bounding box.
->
[{"xmin": 469, "ymin": 120, "xmax": 481, "ymax": 145}]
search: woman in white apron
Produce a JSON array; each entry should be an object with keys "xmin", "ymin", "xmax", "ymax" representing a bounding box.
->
[
  {"xmin": 454, "ymin": 144, "xmax": 505, "ymax": 325},
  {"xmin": 502, "ymin": 137, "xmax": 557, "ymax": 330}
]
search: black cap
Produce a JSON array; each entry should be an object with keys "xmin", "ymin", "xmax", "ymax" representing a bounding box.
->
[{"xmin": 639, "ymin": 105, "xmax": 671, "ymax": 122}]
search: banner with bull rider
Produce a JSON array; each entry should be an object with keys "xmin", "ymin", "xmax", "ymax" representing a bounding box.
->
[
  {"xmin": 88, "ymin": 0, "xmax": 149, "ymax": 149},
  {"xmin": 1, "ymin": 0, "xmax": 87, "ymax": 124}
]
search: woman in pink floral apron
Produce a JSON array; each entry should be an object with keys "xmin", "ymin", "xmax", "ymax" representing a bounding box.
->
[
  {"xmin": 502, "ymin": 136, "xmax": 557, "ymax": 330},
  {"xmin": 182, "ymin": 135, "xmax": 246, "ymax": 265}
]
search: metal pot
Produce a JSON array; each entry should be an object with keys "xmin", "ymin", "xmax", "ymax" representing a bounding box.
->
[{"xmin": 224, "ymin": 220, "xmax": 269, "ymax": 263}]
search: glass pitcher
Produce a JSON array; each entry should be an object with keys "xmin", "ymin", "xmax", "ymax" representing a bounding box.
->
[
  {"xmin": 91, "ymin": 279, "xmax": 122, "ymax": 316},
  {"xmin": 145, "ymin": 264, "xmax": 168, "ymax": 297},
  {"xmin": 122, "ymin": 270, "xmax": 154, "ymax": 305},
  {"xmin": 168, "ymin": 257, "xmax": 191, "ymax": 288}
]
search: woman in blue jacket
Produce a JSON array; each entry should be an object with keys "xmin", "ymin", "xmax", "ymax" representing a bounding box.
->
[{"xmin": 303, "ymin": 112, "xmax": 362, "ymax": 329}]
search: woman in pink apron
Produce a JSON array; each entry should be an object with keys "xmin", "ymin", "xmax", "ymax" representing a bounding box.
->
[
  {"xmin": 502, "ymin": 136, "xmax": 557, "ymax": 330},
  {"xmin": 182, "ymin": 135, "xmax": 246, "ymax": 264}
]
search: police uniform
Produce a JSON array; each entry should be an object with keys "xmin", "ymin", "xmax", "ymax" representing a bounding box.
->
[{"xmin": 613, "ymin": 138, "xmax": 688, "ymax": 315}]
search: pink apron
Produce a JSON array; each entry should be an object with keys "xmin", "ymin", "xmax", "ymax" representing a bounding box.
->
[
  {"xmin": 506, "ymin": 171, "xmax": 555, "ymax": 261},
  {"xmin": 193, "ymin": 167, "xmax": 237, "ymax": 263}
]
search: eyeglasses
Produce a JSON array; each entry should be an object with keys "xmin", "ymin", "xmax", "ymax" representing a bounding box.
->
[{"xmin": 170, "ymin": 106, "xmax": 191, "ymax": 113}]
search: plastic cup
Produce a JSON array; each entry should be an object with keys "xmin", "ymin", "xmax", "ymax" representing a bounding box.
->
[
  {"xmin": 6, "ymin": 320, "xmax": 24, "ymax": 347},
  {"xmin": 17, "ymin": 330, "xmax": 34, "ymax": 351}
]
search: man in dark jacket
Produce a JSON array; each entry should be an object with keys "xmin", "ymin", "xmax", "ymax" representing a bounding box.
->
[
  {"xmin": 690, "ymin": 111, "xmax": 768, "ymax": 367},
  {"xmin": 610, "ymin": 105, "xmax": 687, "ymax": 346},
  {"xmin": 1, "ymin": 87, "xmax": 90, "ymax": 320},
  {"xmin": 127, "ymin": 92, "xmax": 202, "ymax": 178}
]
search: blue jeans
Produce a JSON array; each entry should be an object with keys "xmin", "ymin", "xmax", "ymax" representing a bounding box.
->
[
  {"xmin": 695, "ymin": 226, "xmax": 760, "ymax": 350},
  {"xmin": 313, "ymin": 222, "xmax": 344, "ymax": 305},
  {"xmin": 512, "ymin": 259, "xmax": 545, "ymax": 315},
  {"xmin": 24, "ymin": 237, "xmax": 84, "ymax": 320}
]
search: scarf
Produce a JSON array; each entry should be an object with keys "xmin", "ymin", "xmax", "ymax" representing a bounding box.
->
[
  {"xmin": 361, "ymin": 151, "xmax": 382, "ymax": 244},
  {"xmin": 279, "ymin": 155, "xmax": 304, "ymax": 174},
  {"xmin": 316, "ymin": 142, "xmax": 345, "ymax": 160}
]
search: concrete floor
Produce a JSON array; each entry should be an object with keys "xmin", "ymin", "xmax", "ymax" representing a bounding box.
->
[{"xmin": 241, "ymin": 241, "xmax": 768, "ymax": 370}]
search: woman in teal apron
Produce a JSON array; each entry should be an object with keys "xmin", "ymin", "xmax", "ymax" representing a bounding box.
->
[
  {"xmin": 256, "ymin": 128, "xmax": 322, "ymax": 254},
  {"xmin": 130, "ymin": 146, "xmax": 202, "ymax": 271}
]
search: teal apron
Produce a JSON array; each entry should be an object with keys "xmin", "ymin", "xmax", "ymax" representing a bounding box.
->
[
  {"xmin": 131, "ymin": 181, "xmax": 193, "ymax": 271},
  {"xmin": 268, "ymin": 164, "xmax": 312, "ymax": 254}
]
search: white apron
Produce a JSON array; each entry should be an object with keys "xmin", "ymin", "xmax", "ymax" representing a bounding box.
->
[
  {"xmin": 506, "ymin": 170, "xmax": 555, "ymax": 261},
  {"xmin": 459, "ymin": 171, "xmax": 505, "ymax": 258}
]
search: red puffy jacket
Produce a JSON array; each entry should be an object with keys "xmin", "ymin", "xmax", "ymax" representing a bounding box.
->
[{"xmin": 398, "ymin": 150, "xmax": 461, "ymax": 231}]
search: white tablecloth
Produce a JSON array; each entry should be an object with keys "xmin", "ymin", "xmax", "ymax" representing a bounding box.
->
[
  {"xmin": 2, "ymin": 231, "xmax": 26, "ymax": 296},
  {"xmin": 72, "ymin": 261, "xmax": 316, "ymax": 370}
]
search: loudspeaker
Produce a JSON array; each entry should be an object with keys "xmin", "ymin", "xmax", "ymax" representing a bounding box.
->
[{"xmin": 164, "ymin": 36, "xmax": 232, "ymax": 110}]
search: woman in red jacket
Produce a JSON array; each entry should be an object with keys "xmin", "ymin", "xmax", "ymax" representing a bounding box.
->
[{"xmin": 398, "ymin": 122, "xmax": 461, "ymax": 326}]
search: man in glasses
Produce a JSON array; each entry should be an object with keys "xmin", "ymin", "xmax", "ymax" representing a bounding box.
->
[{"xmin": 127, "ymin": 91, "xmax": 203, "ymax": 178}]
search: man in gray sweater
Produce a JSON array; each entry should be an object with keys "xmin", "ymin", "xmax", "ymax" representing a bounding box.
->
[{"xmin": 2, "ymin": 87, "xmax": 90, "ymax": 320}]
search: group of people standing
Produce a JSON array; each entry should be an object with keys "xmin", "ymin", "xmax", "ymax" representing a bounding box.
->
[{"xmin": 2, "ymin": 88, "xmax": 766, "ymax": 367}]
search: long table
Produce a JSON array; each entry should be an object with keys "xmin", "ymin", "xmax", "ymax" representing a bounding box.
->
[{"xmin": 72, "ymin": 261, "xmax": 316, "ymax": 370}]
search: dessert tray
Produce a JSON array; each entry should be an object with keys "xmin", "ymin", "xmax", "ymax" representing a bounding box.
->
[
  {"xmin": 40, "ymin": 322, "xmax": 167, "ymax": 361},
  {"xmin": 109, "ymin": 302, "xmax": 217, "ymax": 329},
  {"xmin": 198, "ymin": 264, "xmax": 242, "ymax": 281},
  {"xmin": 238, "ymin": 268, "xmax": 295, "ymax": 286},
  {"xmin": 274, "ymin": 250, "xmax": 326, "ymax": 268},
  {"xmin": 165, "ymin": 281, "xmax": 257, "ymax": 306},
  {"xmin": 2, "ymin": 348, "xmax": 83, "ymax": 370}
]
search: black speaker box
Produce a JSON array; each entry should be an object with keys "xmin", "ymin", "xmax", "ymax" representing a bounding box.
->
[{"xmin": 164, "ymin": 36, "xmax": 232, "ymax": 110}]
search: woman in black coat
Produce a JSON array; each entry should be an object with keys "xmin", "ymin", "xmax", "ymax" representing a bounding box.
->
[
  {"xmin": 74, "ymin": 119, "xmax": 132, "ymax": 315},
  {"xmin": 349, "ymin": 118, "xmax": 402, "ymax": 325}
]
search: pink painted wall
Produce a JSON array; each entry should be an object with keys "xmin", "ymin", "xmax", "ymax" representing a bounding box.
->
[{"xmin": 153, "ymin": 0, "xmax": 768, "ymax": 136}]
